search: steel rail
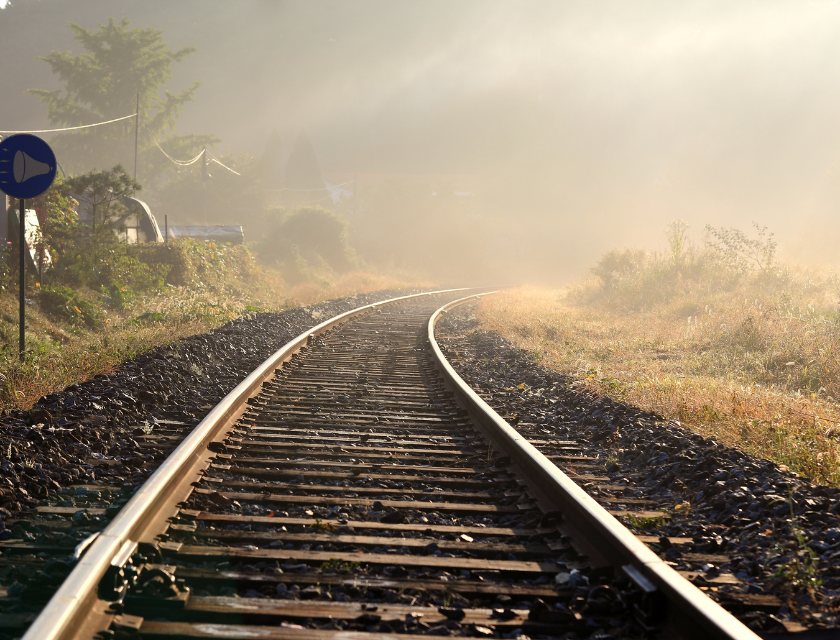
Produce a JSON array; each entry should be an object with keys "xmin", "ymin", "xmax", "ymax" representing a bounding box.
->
[
  {"xmin": 427, "ymin": 293, "xmax": 760, "ymax": 640},
  {"xmin": 23, "ymin": 287, "xmax": 476, "ymax": 640}
]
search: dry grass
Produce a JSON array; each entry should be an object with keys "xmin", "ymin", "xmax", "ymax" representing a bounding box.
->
[
  {"xmin": 477, "ymin": 276, "xmax": 840, "ymax": 486},
  {"xmin": 0, "ymin": 265, "xmax": 428, "ymax": 412}
]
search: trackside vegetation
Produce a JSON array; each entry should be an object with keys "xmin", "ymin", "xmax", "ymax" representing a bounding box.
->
[
  {"xmin": 0, "ymin": 178, "xmax": 423, "ymax": 412},
  {"xmin": 477, "ymin": 222, "xmax": 840, "ymax": 486}
]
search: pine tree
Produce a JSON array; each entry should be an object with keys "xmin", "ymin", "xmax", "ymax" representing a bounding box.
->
[
  {"xmin": 284, "ymin": 129, "xmax": 325, "ymax": 192},
  {"xmin": 28, "ymin": 18, "xmax": 217, "ymax": 182}
]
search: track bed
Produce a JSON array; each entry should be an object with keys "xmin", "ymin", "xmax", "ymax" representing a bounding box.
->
[{"xmin": 21, "ymin": 292, "xmax": 757, "ymax": 640}]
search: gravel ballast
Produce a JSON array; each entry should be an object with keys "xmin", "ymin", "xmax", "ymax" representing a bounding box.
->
[
  {"xmin": 438, "ymin": 303, "xmax": 840, "ymax": 634},
  {"xmin": 0, "ymin": 290, "xmax": 425, "ymax": 520}
]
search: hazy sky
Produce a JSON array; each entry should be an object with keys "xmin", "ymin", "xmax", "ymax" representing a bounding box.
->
[{"xmin": 3, "ymin": 0, "xmax": 840, "ymax": 273}]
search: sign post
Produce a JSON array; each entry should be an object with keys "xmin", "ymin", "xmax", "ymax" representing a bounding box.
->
[
  {"xmin": 0, "ymin": 134, "xmax": 57, "ymax": 358},
  {"xmin": 19, "ymin": 197, "xmax": 24, "ymax": 355}
]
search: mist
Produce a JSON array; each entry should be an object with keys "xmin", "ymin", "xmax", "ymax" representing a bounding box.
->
[{"xmin": 2, "ymin": 0, "xmax": 840, "ymax": 284}]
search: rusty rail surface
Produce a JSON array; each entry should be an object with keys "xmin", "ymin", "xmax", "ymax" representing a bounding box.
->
[{"xmin": 21, "ymin": 288, "xmax": 760, "ymax": 640}]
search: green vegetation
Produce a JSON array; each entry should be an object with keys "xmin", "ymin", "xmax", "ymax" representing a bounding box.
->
[
  {"xmin": 620, "ymin": 514, "xmax": 669, "ymax": 530},
  {"xmin": 29, "ymin": 18, "xmax": 215, "ymax": 179},
  {"xmin": 772, "ymin": 494, "xmax": 821, "ymax": 594},
  {"xmin": 65, "ymin": 165, "xmax": 140, "ymax": 233},
  {"xmin": 588, "ymin": 220, "xmax": 781, "ymax": 311},
  {"xmin": 310, "ymin": 519, "xmax": 337, "ymax": 533},
  {"xmin": 320, "ymin": 558, "xmax": 359, "ymax": 572},
  {"xmin": 254, "ymin": 207, "xmax": 356, "ymax": 283}
]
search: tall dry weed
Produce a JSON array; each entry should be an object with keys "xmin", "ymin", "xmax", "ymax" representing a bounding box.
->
[{"xmin": 478, "ymin": 257, "xmax": 840, "ymax": 485}]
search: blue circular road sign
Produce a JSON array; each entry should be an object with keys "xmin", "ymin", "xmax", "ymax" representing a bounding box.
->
[{"xmin": 0, "ymin": 134, "xmax": 57, "ymax": 199}]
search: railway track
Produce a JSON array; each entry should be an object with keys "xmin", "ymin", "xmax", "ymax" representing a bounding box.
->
[{"xmin": 20, "ymin": 290, "xmax": 759, "ymax": 640}]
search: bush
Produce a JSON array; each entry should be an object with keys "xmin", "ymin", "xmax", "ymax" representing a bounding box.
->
[
  {"xmin": 163, "ymin": 239, "xmax": 260, "ymax": 289},
  {"xmin": 38, "ymin": 286, "xmax": 101, "ymax": 327},
  {"xmin": 48, "ymin": 236, "xmax": 171, "ymax": 307},
  {"xmin": 704, "ymin": 223, "xmax": 777, "ymax": 275},
  {"xmin": 253, "ymin": 207, "xmax": 356, "ymax": 283},
  {"xmin": 590, "ymin": 248, "xmax": 650, "ymax": 292},
  {"xmin": 587, "ymin": 221, "xmax": 782, "ymax": 310}
]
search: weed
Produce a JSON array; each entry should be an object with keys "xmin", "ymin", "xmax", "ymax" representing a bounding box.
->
[
  {"xmin": 141, "ymin": 420, "xmax": 154, "ymax": 435},
  {"xmin": 705, "ymin": 222, "xmax": 778, "ymax": 276},
  {"xmin": 311, "ymin": 519, "xmax": 336, "ymax": 533},
  {"xmin": 476, "ymin": 231, "xmax": 840, "ymax": 485},
  {"xmin": 621, "ymin": 514, "xmax": 668, "ymax": 530},
  {"xmin": 604, "ymin": 454, "xmax": 620, "ymax": 470},
  {"xmin": 320, "ymin": 558, "xmax": 359, "ymax": 572},
  {"xmin": 666, "ymin": 219, "xmax": 690, "ymax": 268},
  {"xmin": 38, "ymin": 286, "xmax": 101, "ymax": 327},
  {"xmin": 772, "ymin": 492, "xmax": 821, "ymax": 594},
  {"xmin": 136, "ymin": 312, "xmax": 166, "ymax": 324}
]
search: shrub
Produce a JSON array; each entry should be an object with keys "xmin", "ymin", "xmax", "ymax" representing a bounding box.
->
[
  {"xmin": 48, "ymin": 237, "xmax": 170, "ymax": 305},
  {"xmin": 163, "ymin": 239, "xmax": 260, "ymax": 289},
  {"xmin": 38, "ymin": 286, "xmax": 101, "ymax": 327},
  {"xmin": 253, "ymin": 207, "xmax": 356, "ymax": 283},
  {"xmin": 704, "ymin": 222, "xmax": 777, "ymax": 275},
  {"xmin": 588, "ymin": 221, "xmax": 783, "ymax": 310},
  {"xmin": 590, "ymin": 248, "xmax": 650, "ymax": 292}
]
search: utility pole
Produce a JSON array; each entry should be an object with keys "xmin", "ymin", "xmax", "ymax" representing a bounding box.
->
[
  {"xmin": 133, "ymin": 93, "xmax": 139, "ymax": 194},
  {"xmin": 201, "ymin": 147, "xmax": 207, "ymax": 189},
  {"xmin": 201, "ymin": 147, "xmax": 208, "ymax": 225}
]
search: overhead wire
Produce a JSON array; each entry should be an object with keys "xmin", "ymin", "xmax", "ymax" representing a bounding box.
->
[
  {"xmin": 0, "ymin": 112, "xmax": 137, "ymax": 135},
  {"xmin": 1, "ymin": 115, "xmax": 332, "ymax": 188},
  {"xmin": 146, "ymin": 128, "xmax": 205, "ymax": 166},
  {"xmin": 146, "ymin": 134, "xmax": 243, "ymax": 177},
  {"xmin": 206, "ymin": 150, "xmax": 241, "ymax": 176}
]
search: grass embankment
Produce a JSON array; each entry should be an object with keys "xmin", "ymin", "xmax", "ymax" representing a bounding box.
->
[
  {"xmin": 0, "ymin": 239, "xmax": 424, "ymax": 412},
  {"xmin": 477, "ymin": 226, "xmax": 840, "ymax": 485}
]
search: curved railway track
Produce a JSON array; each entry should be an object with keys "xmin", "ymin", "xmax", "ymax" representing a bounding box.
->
[{"xmin": 21, "ymin": 290, "xmax": 758, "ymax": 640}]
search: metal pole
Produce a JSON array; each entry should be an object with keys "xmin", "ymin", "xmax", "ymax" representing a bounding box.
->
[
  {"xmin": 165, "ymin": 215, "xmax": 168, "ymax": 248},
  {"xmin": 201, "ymin": 148, "xmax": 207, "ymax": 189},
  {"xmin": 133, "ymin": 93, "xmax": 139, "ymax": 194},
  {"xmin": 19, "ymin": 198, "xmax": 25, "ymax": 358}
]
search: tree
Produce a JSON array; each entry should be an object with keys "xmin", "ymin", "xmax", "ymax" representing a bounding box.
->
[
  {"xmin": 40, "ymin": 175, "xmax": 80, "ymax": 260},
  {"xmin": 28, "ymin": 18, "xmax": 217, "ymax": 182},
  {"xmin": 66, "ymin": 165, "xmax": 140, "ymax": 234},
  {"xmin": 285, "ymin": 129, "xmax": 325, "ymax": 191},
  {"xmin": 153, "ymin": 152, "xmax": 260, "ymax": 226},
  {"xmin": 258, "ymin": 129, "xmax": 284, "ymax": 188}
]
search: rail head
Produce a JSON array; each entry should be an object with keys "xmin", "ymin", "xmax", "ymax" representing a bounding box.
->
[
  {"xmin": 25, "ymin": 287, "xmax": 479, "ymax": 640},
  {"xmin": 427, "ymin": 293, "xmax": 760, "ymax": 640}
]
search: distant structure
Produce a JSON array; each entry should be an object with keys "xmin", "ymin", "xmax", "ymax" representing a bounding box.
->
[
  {"xmin": 285, "ymin": 129, "xmax": 325, "ymax": 192},
  {"xmin": 276, "ymin": 129, "xmax": 327, "ymax": 209},
  {"xmin": 7, "ymin": 206, "xmax": 52, "ymax": 274},
  {"xmin": 258, "ymin": 129, "xmax": 284, "ymax": 189},
  {"xmin": 167, "ymin": 225, "xmax": 244, "ymax": 245},
  {"xmin": 73, "ymin": 194, "xmax": 164, "ymax": 243},
  {"xmin": 120, "ymin": 197, "xmax": 164, "ymax": 243}
]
